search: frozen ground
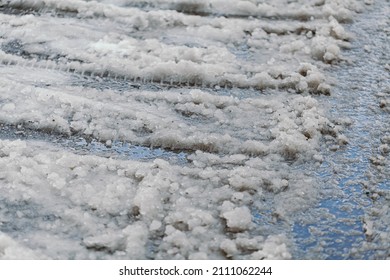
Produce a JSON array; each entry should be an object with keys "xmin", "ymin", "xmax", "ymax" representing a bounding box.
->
[{"xmin": 0, "ymin": 0, "xmax": 388, "ymax": 259}]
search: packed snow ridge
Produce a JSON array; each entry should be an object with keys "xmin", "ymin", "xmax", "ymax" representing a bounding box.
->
[{"xmin": 0, "ymin": 0, "xmax": 359, "ymax": 92}]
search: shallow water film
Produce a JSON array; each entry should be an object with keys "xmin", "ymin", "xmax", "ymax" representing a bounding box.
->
[{"xmin": 0, "ymin": 0, "xmax": 389, "ymax": 260}]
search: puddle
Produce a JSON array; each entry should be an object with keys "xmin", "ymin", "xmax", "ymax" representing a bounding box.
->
[{"xmin": 292, "ymin": 2, "xmax": 390, "ymax": 259}]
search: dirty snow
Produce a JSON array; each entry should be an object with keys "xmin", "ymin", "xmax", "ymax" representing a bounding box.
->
[{"xmin": 0, "ymin": 0, "xmax": 388, "ymax": 259}]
